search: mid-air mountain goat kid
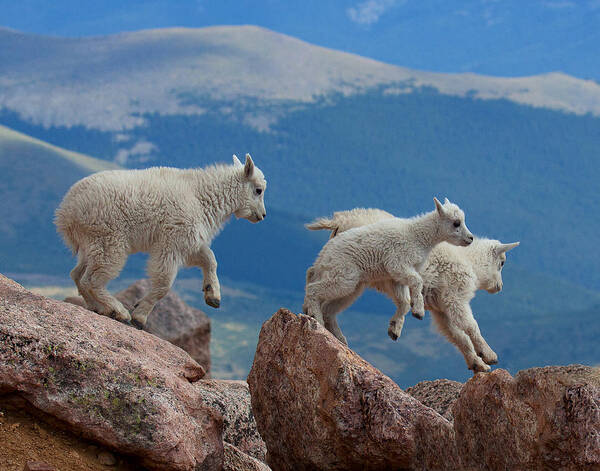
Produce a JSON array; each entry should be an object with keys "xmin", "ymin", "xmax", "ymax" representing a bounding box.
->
[
  {"xmin": 307, "ymin": 207, "xmax": 519, "ymax": 372},
  {"xmin": 55, "ymin": 154, "xmax": 266, "ymax": 329},
  {"xmin": 303, "ymin": 198, "xmax": 474, "ymax": 347}
]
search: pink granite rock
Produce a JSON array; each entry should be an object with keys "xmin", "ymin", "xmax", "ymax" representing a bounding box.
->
[
  {"xmin": 453, "ymin": 365, "xmax": 600, "ymax": 470},
  {"xmin": 223, "ymin": 442, "xmax": 271, "ymax": 471},
  {"xmin": 65, "ymin": 278, "xmax": 211, "ymax": 374},
  {"xmin": 406, "ymin": 379, "xmax": 463, "ymax": 422},
  {"xmin": 247, "ymin": 309, "xmax": 459, "ymax": 471},
  {"xmin": 196, "ymin": 379, "xmax": 267, "ymax": 462},
  {"xmin": 0, "ymin": 274, "xmax": 222, "ymax": 471}
]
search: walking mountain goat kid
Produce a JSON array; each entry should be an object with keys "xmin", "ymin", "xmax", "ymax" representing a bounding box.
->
[
  {"xmin": 55, "ymin": 154, "xmax": 266, "ymax": 329},
  {"xmin": 303, "ymin": 198, "xmax": 474, "ymax": 347},
  {"xmin": 307, "ymin": 207, "xmax": 519, "ymax": 372}
]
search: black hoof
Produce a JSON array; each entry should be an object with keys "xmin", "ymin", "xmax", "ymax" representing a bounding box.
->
[
  {"xmin": 206, "ymin": 297, "xmax": 220, "ymax": 308},
  {"xmin": 388, "ymin": 331, "xmax": 398, "ymax": 341},
  {"xmin": 132, "ymin": 318, "xmax": 145, "ymax": 330},
  {"xmin": 120, "ymin": 318, "xmax": 133, "ymax": 327},
  {"xmin": 133, "ymin": 302, "xmax": 139, "ymax": 309}
]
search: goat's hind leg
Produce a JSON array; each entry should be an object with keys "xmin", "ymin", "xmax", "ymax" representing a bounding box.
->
[
  {"xmin": 321, "ymin": 285, "xmax": 364, "ymax": 345},
  {"xmin": 79, "ymin": 241, "xmax": 131, "ymax": 323},
  {"xmin": 70, "ymin": 251, "xmax": 100, "ymax": 312},
  {"xmin": 304, "ymin": 269, "xmax": 360, "ymax": 329}
]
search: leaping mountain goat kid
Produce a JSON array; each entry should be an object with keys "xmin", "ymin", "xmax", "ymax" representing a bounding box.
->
[
  {"xmin": 55, "ymin": 154, "xmax": 267, "ymax": 329},
  {"xmin": 303, "ymin": 198, "xmax": 474, "ymax": 346},
  {"xmin": 307, "ymin": 207, "xmax": 519, "ymax": 372}
]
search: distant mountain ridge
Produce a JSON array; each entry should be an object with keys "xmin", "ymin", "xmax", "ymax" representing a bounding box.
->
[
  {"xmin": 1, "ymin": 1, "xmax": 599, "ymax": 80},
  {"xmin": 0, "ymin": 124, "xmax": 119, "ymax": 173},
  {"xmin": 1, "ymin": 25, "xmax": 600, "ymax": 134}
]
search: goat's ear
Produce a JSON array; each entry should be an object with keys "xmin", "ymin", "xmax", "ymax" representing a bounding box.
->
[
  {"xmin": 232, "ymin": 154, "xmax": 243, "ymax": 167},
  {"xmin": 244, "ymin": 153, "xmax": 254, "ymax": 178},
  {"xmin": 444, "ymin": 197, "xmax": 450, "ymax": 204},
  {"xmin": 434, "ymin": 197, "xmax": 445, "ymax": 216},
  {"xmin": 496, "ymin": 241, "xmax": 520, "ymax": 255}
]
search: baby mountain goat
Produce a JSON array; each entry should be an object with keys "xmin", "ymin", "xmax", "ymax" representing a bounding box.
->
[
  {"xmin": 55, "ymin": 154, "xmax": 267, "ymax": 329},
  {"xmin": 307, "ymin": 207, "xmax": 519, "ymax": 372},
  {"xmin": 303, "ymin": 198, "xmax": 473, "ymax": 346}
]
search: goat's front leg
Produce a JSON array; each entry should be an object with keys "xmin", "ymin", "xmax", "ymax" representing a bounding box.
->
[
  {"xmin": 389, "ymin": 267, "xmax": 425, "ymax": 320},
  {"xmin": 385, "ymin": 282, "xmax": 411, "ymax": 341},
  {"xmin": 131, "ymin": 251, "xmax": 178, "ymax": 329},
  {"xmin": 462, "ymin": 305, "xmax": 497, "ymax": 365},
  {"xmin": 430, "ymin": 307, "xmax": 491, "ymax": 373},
  {"xmin": 188, "ymin": 244, "xmax": 221, "ymax": 308}
]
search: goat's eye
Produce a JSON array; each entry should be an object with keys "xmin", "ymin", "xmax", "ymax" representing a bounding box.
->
[
  {"xmin": 453, "ymin": 220, "xmax": 461, "ymax": 228},
  {"xmin": 255, "ymin": 188, "xmax": 262, "ymax": 195},
  {"xmin": 500, "ymin": 260, "xmax": 505, "ymax": 267}
]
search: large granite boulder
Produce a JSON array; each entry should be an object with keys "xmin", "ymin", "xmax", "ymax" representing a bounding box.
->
[
  {"xmin": 247, "ymin": 309, "xmax": 459, "ymax": 471},
  {"xmin": 65, "ymin": 278, "xmax": 211, "ymax": 374},
  {"xmin": 0, "ymin": 274, "xmax": 222, "ymax": 471},
  {"xmin": 453, "ymin": 365, "xmax": 600, "ymax": 470},
  {"xmin": 406, "ymin": 379, "xmax": 463, "ymax": 422}
]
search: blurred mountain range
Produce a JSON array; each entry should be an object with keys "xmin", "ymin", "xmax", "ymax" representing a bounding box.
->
[{"xmin": 1, "ymin": 0, "xmax": 599, "ymax": 79}]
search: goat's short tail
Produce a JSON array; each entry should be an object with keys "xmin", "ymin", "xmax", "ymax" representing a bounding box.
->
[
  {"xmin": 305, "ymin": 217, "xmax": 339, "ymax": 238},
  {"xmin": 54, "ymin": 208, "xmax": 79, "ymax": 256}
]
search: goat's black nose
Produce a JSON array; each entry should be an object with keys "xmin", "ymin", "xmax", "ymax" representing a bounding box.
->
[
  {"xmin": 262, "ymin": 213, "xmax": 267, "ymax": 219},
  {"xmin": 468, "ymin": 234, "xmax": 474, "ymax": 241}
]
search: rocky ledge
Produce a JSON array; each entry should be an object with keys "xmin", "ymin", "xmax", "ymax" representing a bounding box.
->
[
  {"xmin": 0, "ymin": 274, "xmax": 266, "ymax": 471},
  {"xmin": 248, "ymin": 308, "xmax": 600, "ymax": 471},
  {"xmin": 65, "ymin": 278, "xmax": 211, "ymax": 374},
  {"xmin": 1, "ymin": 276, "xmax": 598, "ymax": 471}
]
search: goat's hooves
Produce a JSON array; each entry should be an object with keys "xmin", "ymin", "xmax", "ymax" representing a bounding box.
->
[
  {"xmin": 470, "ymin": 363, "xmax": 491, "ymax": 373},
  {"xmin": 387, "ymin": 329, "xmax": 399, "ymax": 341},
  {"xmin": 205, "ymin": 297, "xmax": 220, "ymax": 308},
  {"xmin": 131, "ymin": 318, "xmax": 145, "ymax": 330},
  {"xmin": 478, "ymin": 351, "xmax": 498, "ymax": 365},
  {"xmin": 412, "ymin": 311, "xmax": 424, "ymax": 320},
  {"xmin": 109, "ymin": 311, "xmax": 129, "ymax": 321}
]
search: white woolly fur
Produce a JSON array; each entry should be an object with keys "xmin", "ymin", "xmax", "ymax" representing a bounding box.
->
[
  {"xmin": 306, "ymin": 207, "xmax": 518, "ymax": 372},
  {"xmin": 302, "ymin": 198, "xmax": 474, "ymax": 347},
  {"xmin": 55, "ymin": 154, "xmax": 267, "ymax": 328}
]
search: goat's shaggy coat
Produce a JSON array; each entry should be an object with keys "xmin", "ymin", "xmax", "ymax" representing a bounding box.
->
[
  {"xmin": 303, "ymin": 198, "xmax": 474, "ymax": 346},
  {"xmin": 307, "ymin": 207, "xmax": 519, "ymax": 372},
  {"xmin": 55, "ymin": 154, "xmax": 267, "ymax": 328}
]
